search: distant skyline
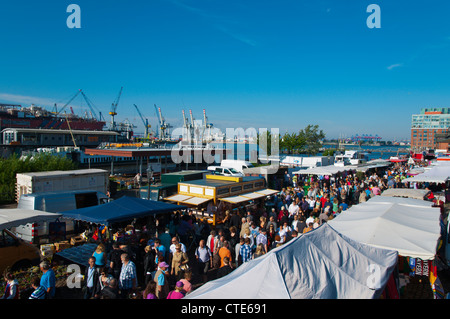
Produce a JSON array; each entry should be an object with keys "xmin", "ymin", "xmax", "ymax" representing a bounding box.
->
[{"xmin": 1, "ymin": 1, "xmax": 450, "ymax": 140}]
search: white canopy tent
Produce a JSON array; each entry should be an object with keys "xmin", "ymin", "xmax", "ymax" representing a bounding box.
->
[
  {"xmin": 380, "ymin": 188, "xmax": 431, "ymax": 200},
  {"xmin": 328, "ymin": 196, "xmax": 441, "ymax": 260},
  {"xmin": 292, "ymin": 165, "xmax": 357, "ymax": 176},
  {"xmin": 403, "ymin": 165, "xmax": 450, "ymax": 184},
  {"xmin": 186, "ymin": 223, "xmax": 398, "ymax": 299},
  {"xmin": 0, "ymin": 209, "xmax": 62, "ymax": 231}
]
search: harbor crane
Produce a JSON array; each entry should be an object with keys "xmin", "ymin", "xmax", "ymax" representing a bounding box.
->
[
  {"xmin": 80, "ymin": 90, "xmax": 102, "ymax": 121},
  {"xmin": 154, "ymin": 104, "xmax": 172, "ymax": 140},
  {"xmin": 54, "ymin": 89, "xmax": 82, "ymax": 116},
  {"xmin": 133, "ymin": 104, "xmax": 151, "ymax": 138},
  {"xmin": 109, "ymin": 87, "xmax": 123, "ymax": 131},
  {"xmin": 182, "ymin": 109, "xmax": 194, "ymax": 141},
  {"xmin": 203, "ymin": 109, "xmax": 213, "ymax": 141},
  {"xmin": 54, "ymin": 89, "xmax": 104, "ymax": 122}
]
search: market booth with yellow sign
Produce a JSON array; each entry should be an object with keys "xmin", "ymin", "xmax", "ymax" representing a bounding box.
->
[{"xmin": 164, "ymin": 174, "xmax": 278, "ymax": 225}]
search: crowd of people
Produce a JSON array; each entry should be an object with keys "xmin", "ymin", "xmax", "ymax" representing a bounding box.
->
[{"xmin": 2, "ymin": 160, "xmax": 445, "ymax": 300}]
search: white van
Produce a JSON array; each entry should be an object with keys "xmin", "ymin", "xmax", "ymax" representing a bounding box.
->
[
  {"xmin": 13, "ymin": 190, "xmax": 109, "ymax": 244},
  {"xmin": 207, "ymin": 166, "xmax": 245, "ymax": 177},
  {"xmin": 220, "ymin": 160, "xmax": 254, "ymax": 173}
]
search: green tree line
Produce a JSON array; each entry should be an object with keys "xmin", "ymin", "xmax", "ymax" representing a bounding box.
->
[{"xmin": 0, "ymin": 153, "xmax": 77, "ymax": 204}]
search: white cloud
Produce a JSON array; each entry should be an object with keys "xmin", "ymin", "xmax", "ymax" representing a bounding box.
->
[
  {"xmin": 0, "ymin": 92, "xmax": 56, "ymax": 107},
  {"xmin": 387, "ymin": 63, "xmax": 403, "ymax": 70}
]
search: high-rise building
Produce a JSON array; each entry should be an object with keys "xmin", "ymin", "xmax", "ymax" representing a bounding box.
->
[{"xmin": 411, "ymin": 108, "xmax": 450, "ymax": 151}]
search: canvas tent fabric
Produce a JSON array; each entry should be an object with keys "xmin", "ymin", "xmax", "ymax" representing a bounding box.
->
[
  {"xmin": 61, "ymin": 196, "xmax": 185, "ymax": 226},
  {"xmin": 186, "ymin": 223, "xmax": 398, "ymax": 299},
  {"xmin": 0, "ymin": 209, "xmax": 62, "ymax": 231},
  {"xmin": 328, "ymin": 196, "xmax": 441, "ymax": 260},
  {"xmin": 403, "ymin": 165, "xmax": 450, "ymax": 183},
  {"xmin": 380, "ymin": 188, "xmax": 430, "ymax": 200},
  {"xmin": 293, "ymin": 166, "xmax": 357, "ymax": 176}
]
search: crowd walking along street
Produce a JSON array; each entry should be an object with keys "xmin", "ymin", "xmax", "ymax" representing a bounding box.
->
[{"xmin": 1, "ymin": 153, "xmax": 449, "ymax": 300}]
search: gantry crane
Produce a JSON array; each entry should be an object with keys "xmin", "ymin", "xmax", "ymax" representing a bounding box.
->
[
  {"xmin": 154, "ymin": 104, "xmax": 172, "ymax": 140},
  {"xmin": 109, "ymin": 87, "xmax": 123, "ymax": 130},
  {"xmin": 182, "ymin": 109, "xmax": 193, "ymax": 141},
  {"xmin": 203, "ymin": 109, "xmax": 213, "ymax": 141},
  {"xmin": 133, "ymin": 104, "xmax": 151, "ymax": 138}
]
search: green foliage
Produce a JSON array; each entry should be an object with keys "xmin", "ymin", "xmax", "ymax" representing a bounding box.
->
[
  {"xmin": 279, "ymin": 124, "xmax": 326, "ymax": 155},
  {"xmin": 0, "ymin": 153, "xmax": 77, "ymax": 203},
  {"xmin": 322, "ymin": 149, "xmax": 335, "ymax": 156}
]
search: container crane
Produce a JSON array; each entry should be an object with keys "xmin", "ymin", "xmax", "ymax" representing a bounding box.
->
[
  {"xmin": 203, "ymin": 109, "xmax": 213, "ymax": 141},
  {"xmin": 110, "ymin": 87, "xmax": 123, "ymax": 130},
  {"xmin": 182, "ymin": 110, "xmax": 193, "ymax": 141},
  {"xmin": 154, "ymin": 104, "xmax": 172, "ymax": 140},
  {"xmin": 133, "ymin": 104, "xmax": 151, "ymax": 138}
]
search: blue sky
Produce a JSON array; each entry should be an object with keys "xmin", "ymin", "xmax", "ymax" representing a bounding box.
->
[{"xmin": 1, "ymin": 0, "xmax": 450, "ymax": 140}]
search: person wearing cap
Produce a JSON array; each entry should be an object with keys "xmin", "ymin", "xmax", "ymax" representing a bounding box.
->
[
  {"xmin": 166, "ymin": 281, "xmax": 185, "ymax": 299},
  {"xmin": 154, "ymin": 262, "xmax": 169, "ymax": 299}
]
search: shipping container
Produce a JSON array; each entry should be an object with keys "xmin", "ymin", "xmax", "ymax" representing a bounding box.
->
[{"xmin": 16, "ymin": 168, "xmax": 109, "ymax": 202}]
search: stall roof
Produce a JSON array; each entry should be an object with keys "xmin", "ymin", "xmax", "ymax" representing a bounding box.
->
[
  {"xmin": 218, "ymin": 189, "xmax": 283, "ymax": 204},
  {"xmin": 292, "ymin": 165, "xmax": 357, "ymax": 176},
  {"xmin": 61, "ymin": 196, "xmax": 186, "ymax": 226},
  {"xmin": 380, "ymin": 188, "xmax": 430, "ymax": 200},
  {"xmin": 403, "ymin": 165, "xmax": 450, "ymax": 184},
  {"xmin": 328, "ymin": 196, "xmax": 441, "ymax": 260},
  {"xmin": 0, "ymin": 209, "xmax": 62, "ymax": 231},
  {"xmin": 164, "ymin": 194, "xmax": 212, "ymax": 206},
  {"xmin": 186, "ymin": 223, "xmax": 398, "ymax": 299}
]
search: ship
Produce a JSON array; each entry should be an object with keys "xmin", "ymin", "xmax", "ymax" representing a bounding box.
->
[{"xmin": 0, "ymin": 103, "xmax": 106, "ymax": 131}]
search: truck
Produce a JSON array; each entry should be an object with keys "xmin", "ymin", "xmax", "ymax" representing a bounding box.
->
[
  {"xmin": 140, "ymin": 170, "xmax": 208, "ymax": 201},
  {"xmin": 16, "ymin": 168, "xmax": 109, "ymax": 203},
  {"xmin": 220, "ymin": 159, "xmax": 255, "ymax": 173},
  {"xmin": 13, "ymin": 190, "xmax": 109, "ymax": 244}
]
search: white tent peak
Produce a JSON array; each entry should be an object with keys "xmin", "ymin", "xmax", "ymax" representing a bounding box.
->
[{"xmin": 186, "ymin": 223, "xmax": 398, "ymax": 299}]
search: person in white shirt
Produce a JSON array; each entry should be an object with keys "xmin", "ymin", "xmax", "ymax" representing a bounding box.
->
[
  {"xmin": 305, "ymin": 214, "xmax": 315, "ymax": 227},
  {"xmin": 288, "ymin": 201, "xmax": 299, "ymax": 218}
]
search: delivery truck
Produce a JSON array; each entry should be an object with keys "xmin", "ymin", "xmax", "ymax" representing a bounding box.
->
[{"xmin": 16, "ymin": 168, "xmax": 109, "ymax": 202}]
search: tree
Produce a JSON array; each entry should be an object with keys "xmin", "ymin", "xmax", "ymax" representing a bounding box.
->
[
  {"xmin": 298, "ymin": 124, "xmax": 326, "ymax": 155},
  {"xmin": 280, "ymin": 125, "xmax": 325, "ymax": 155},
  {"xmin": 0, "ymin": 153, "xmax": 78, "ymax": 203}
]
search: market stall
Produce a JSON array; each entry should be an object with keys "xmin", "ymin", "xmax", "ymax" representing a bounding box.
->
[
  {"xmin": 186, "ymin": 223, "xmax": 398, "ymax": 299},
  {"xmin": 164, "ymin": 174, "xmax": 277, "ymax": 225},
  {"xmin": 328, "ymin": 196, "xmax": 444, "ymax": 298}
]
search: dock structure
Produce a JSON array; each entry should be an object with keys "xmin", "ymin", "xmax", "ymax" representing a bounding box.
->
[{"xmin": 84, "ymin": 146, "xmax": 231, "ymax": 176}]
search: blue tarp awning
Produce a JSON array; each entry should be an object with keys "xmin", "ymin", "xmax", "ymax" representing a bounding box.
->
[{"xmin": 61, "ymin": 196, "xmax": 186, "ymax": 226}]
